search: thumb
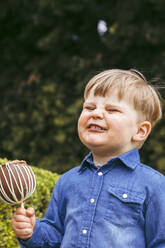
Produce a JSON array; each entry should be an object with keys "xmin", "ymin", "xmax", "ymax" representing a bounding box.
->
[
  {"xmin": 26, "ymin": 207, "xmax": 35, "ymax": 217},
  {"xmin": 26, "ymin": 208, "xmax": 36, "ymax": 228},
  {"xmin": 26, "ymin": 207, "xmax": 36, "ymax": 228}
]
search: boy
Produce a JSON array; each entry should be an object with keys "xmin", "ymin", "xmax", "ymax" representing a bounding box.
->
[{"xmin": 12, "ymin": 69, "xmax": 165, "ymax": 247}]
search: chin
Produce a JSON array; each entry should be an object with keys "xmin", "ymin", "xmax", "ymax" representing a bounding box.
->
[
  {"xmin": 79, "ymin": 134, "xmax": 104, "ymax": 147},
  {"xmin": 84, "ymin": 141, "xmax": 104, "ymax": 150}
]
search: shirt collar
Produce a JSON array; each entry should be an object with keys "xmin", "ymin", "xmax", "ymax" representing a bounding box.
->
[
  {"xmin": 78, "ymin": 149, "xmax": 140, "ymax": 172},
  {"xmin": 118, "ymin": 149, "xmax": 140, "ymax": 169},
  {"xmin": 78, "ymin": 152, "xmax": 94, "ymax": 173}
]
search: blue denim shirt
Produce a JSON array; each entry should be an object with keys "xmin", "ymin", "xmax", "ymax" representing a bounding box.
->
[{"xmin": 19, "ymin": 149, "xmax": 165, "ymax": 248}]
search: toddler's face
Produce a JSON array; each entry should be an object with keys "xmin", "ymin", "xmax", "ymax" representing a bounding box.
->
[{"xmin": 78, "ymin": 89, "xmax": 140, "ymax": 158}]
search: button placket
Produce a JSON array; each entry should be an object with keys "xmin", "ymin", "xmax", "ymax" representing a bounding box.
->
[{"xmin": 78, "ymin": 169, "xmax": 104, "ymax": 247}]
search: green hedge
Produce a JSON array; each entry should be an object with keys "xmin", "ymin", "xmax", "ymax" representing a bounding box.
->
[{"xmin": 0, "ymin": 158, "xmax": 60, "ymax": 248}]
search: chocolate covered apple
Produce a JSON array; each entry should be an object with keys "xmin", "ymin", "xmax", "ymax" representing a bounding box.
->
[{"xmin": 0, "ymin": 160, "xmax": 36, "ymax": 206}]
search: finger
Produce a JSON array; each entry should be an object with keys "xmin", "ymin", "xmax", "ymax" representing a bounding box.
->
[
  {"xmin": 12, "ymin": 220, "xmax": 32, "ymax": 229},
  {"xmin": 15, "ymin": 207, "xmax": 26, "ymax": 216},
  {"xmin": 14, "ymin": 228, "xmax": 33, "ymax": 240},
  {"xmin": 13, "ymin": 214, "xmax": 32, "ymax": 223}
]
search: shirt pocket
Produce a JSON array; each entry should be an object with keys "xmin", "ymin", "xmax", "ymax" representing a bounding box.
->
[{"xmin": 104, "ymin": 185, "xmax": 145, "ymax": 226}]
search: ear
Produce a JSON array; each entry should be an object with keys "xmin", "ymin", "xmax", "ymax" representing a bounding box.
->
[{"xmin": 132, "ymin": 121, "xmax": 152, "ymax": 142}]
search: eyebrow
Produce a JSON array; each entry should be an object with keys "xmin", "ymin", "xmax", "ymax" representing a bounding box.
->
[
  {"xmin": 84, "ymin": 102, "xmax": 123, "ymax": 110},
  {"xmin": 105, "ymin": 104, "xmax": 123, "ymax": 110},
  {"xmin": 83, "ymin": 101, "xmax": 95, "ymax": 105}
]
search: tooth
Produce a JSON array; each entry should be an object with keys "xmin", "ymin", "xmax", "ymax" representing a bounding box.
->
[{"xmin": 90, "ymin": 125, "xmax": 102, "ymax": 130}]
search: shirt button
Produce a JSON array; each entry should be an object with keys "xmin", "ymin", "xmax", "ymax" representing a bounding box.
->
[
  {"xmin": 90, "ymin": 198, "xmax": 95, "ymax": 203},
  {"xmin": 122, "ymin": 193, "xmax": 128, "ymax": 199},
  {"xmin": 82, "ymin": 229, "xmax": 87, "ymax": 235},
  {"xmin": 98, "ymin": 172, "xmax": 103, "ymax": 176}
]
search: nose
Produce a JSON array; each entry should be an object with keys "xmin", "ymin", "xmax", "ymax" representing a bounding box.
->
[{"xmin": 92, "ymin": 108, "xmax": 104, "ymax": 119}]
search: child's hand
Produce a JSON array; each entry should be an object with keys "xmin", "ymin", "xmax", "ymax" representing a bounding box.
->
[{"xmin": 12, "ymin": 207, "xmax": 36, "ymax": 240}]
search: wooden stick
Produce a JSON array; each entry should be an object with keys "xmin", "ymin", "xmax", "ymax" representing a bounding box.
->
[{"xmin": 21, "ymin": 202, "xmax": 24, "ymax": 208}]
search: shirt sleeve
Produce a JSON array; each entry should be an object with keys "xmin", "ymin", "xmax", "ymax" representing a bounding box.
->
[
  {"xmin": 145, "ymin": 175, "xmax": 165, "ymax": 248},
  {"xmin": 18, "ymin": 178, "xmax": 64, "ymax": 248}
]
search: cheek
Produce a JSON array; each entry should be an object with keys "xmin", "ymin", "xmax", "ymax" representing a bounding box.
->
[
  {"xmin": 107, "ymin": 116, "xmax": 134, "ymax": 134},
  {"xmin": 77, "ymin": 117, "xmax": 86, "ymax": 144},
  {"xmin": 77, "ymin": 114, "xmax": 86, "ymax": 135},
  {"xmin": 78, "ymin": 114, "xmax": 83, "ymax": 129},
  {"xmin": 78, "ymin": 112, "xmax": 89, "ymax": 127},
  {"xmin": 106, "ymin": 116, "xmax": 124, "ymax": 129}
]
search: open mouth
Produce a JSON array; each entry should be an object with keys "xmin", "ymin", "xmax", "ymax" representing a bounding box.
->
[{"xmin": 88, "ymin": 124, "xmax": 106, "ymax": 131}]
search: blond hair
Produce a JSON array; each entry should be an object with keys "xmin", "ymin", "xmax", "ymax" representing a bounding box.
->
[{"xmin": 84, "ymin": 69, "xmax": 162, "ymax": 127}]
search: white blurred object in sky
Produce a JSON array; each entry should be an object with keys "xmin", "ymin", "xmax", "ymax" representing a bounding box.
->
[{"xmin": 97, "ymin": 20, "xmax": 107, "ymax": 36}]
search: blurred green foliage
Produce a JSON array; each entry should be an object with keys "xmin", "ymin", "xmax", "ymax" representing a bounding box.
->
[
  {"xmin": 0, "ymin": 158, "xmax": 60, "ymax": 248},
  {"xmin": 0, "ymin": 0, "xmax": 165, "ymax": 173}
]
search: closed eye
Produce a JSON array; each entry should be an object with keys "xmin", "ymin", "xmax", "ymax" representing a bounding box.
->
[
  {"xmin": 107, "ymin": 109, "xmax": 119, "ymax": 112},
  {"xmin": 83, "ymin": 105, "xmax": 95, "ymax": 111}
]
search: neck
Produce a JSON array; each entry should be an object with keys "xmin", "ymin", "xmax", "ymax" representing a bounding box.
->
[
  {"xmin": 92, "ymin": 147, "xmax": 135, "ymax": 166},
  {"xmin": 93, "ymin": 154, "xmax": 114, "ymax": 167},
  {"xmin": 92, "ymin": 148, "xmax": 131, "ymax": 167}
]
